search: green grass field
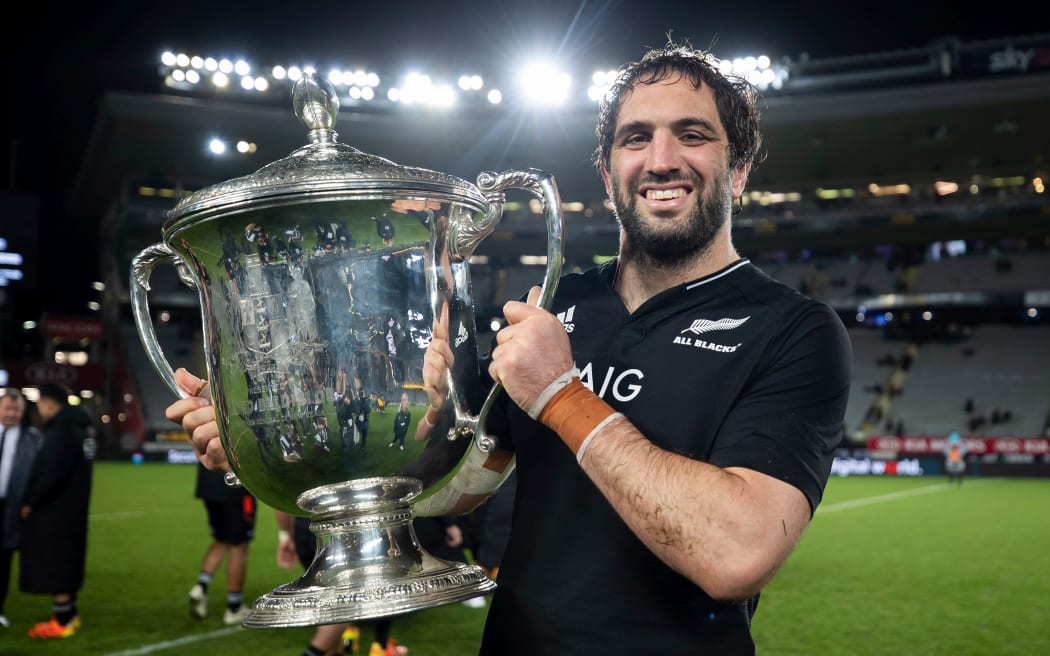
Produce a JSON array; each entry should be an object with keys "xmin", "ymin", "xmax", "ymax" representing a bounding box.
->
[{"xmin": 5, "ymin": 466, "xmax": 1049, "ymax": 655}]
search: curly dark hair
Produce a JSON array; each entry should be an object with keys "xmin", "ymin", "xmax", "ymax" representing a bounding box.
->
[{"xmin": 593, "ymin": 41, "xmax": 762, "ymax": 174}]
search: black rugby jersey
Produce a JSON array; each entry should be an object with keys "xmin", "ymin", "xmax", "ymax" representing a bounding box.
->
[{"xmin": 480, "ymin": 258, "xmax": 851, "ymax": 655}]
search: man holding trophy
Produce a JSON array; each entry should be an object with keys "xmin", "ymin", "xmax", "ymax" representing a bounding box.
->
[{"xmin": 167, "ymin": 40, "xmax": 850, "ymax": 654}]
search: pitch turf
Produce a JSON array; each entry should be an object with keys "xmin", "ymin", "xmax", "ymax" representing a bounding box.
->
[{"xmin": 4, "ymin": 465, "xmax": 1048, "ymax": 655}]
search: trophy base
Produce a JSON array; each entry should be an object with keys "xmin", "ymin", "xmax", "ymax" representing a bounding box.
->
[
  {"xmin": 245, "ymin": 555, "xmax": 494, "ymax": 627},
  {"xmin": 243, "ymin": 477, "xmax": 496, "ymax": 628}
]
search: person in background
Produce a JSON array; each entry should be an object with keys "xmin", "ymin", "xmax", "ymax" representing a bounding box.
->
[
  {"xmin": 414, "ymin": 515, "xmax": 486, "ymax": 609},
  {"xmin": 471, "ymin": 468, "xmax": 517, "ymax": 581},
  {"xmin": 20, "ymin": 383, "xmax": 96, "ymax": 639},
  {"xmin": 944, "ymin": 430, "xmax": 967, "ymax": 484},
  {"xmin": 389, "ymin": 393, "xmax": 411, "ymax": 451},
  {"xmin": 187, "ymin": 461, "xmax": 256, "ymax": 625},
  {"xmin": 275, "ymin": 510, "xmax": 408, "ymax": 656},
  {"xmin": 353, "ymin": 386, "xmax": 371, "ymax": 449},
  {"xmin": 0, "ymin": 388, "xmax": 43, "ymax": 629}
]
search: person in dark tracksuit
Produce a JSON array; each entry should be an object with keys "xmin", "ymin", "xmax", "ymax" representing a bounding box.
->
[{"xmin": 20, "ymin": 384, "xmax": 95, "ymax": 639}]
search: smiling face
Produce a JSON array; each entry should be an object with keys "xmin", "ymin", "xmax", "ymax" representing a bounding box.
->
[{"xmin": 601, "ymin": 74, "xmax": 750, "ymax": 268}]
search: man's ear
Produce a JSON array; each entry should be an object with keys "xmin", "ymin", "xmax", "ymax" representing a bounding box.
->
[
  {"xmin": 731, "ymin": 161, "xmax": 752, "ymax": 199},
  {"xmin": 599, "ymin": 162, "xmax": 612, "ymax": 197}
]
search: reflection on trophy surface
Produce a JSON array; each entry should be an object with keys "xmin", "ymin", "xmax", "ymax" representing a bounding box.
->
[{"xmin": 131, "ymin": 71, "xmax": 564, "ymax": 627}]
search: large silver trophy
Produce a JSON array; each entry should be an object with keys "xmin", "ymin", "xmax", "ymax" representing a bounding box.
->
[{"xmin": 131, "ymin": 73, "xmax": 563, "ymax": 627}]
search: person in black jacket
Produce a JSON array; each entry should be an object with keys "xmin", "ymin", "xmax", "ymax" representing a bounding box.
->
[
  {"xmin": 388, "ymin": 393, "xmax": 411, "ymax": 451},
  {"xmin": 353, "ymin": 387, "xmax": 371, "ymax": 449},
  {"xmin": 20, "ymin": 383, "xmax": 95, "ymax": 639}
]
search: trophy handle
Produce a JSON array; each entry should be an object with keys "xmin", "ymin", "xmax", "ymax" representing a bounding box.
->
[
  {"xmin": 415, "ymin": 170, "xmax": 563, "ymax": 518},
  {"xmin": 470, "ymin": 168, "xmax": 564, "ymax": 451},
  {"xmin": 130, "ymin": 242, "xmax": 193, "ymax": 399}
]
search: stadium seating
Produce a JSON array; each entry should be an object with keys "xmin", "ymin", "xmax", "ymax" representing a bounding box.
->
[{"xmin": 873, "ymin": 325, "xmax": 1050, "ymax": 437}]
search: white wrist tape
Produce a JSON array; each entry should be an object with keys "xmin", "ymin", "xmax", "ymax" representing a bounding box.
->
[
  {"xmin": 528, "ymin": 367, "xmax": 581, "ymax": 420},
  {"xmin": 575, "ymin": 412, "xmax": 624, "ymax": 464}
]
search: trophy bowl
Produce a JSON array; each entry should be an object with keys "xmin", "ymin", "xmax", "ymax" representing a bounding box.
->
[{"xmin": 131, "ymin": 73, "xmax": 564, "ymax": 627}]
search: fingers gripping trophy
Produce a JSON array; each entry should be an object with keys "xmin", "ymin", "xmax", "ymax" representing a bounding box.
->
[{"xmin": 131, "ymin": 72, "xmax": 564, "ymax": 627}]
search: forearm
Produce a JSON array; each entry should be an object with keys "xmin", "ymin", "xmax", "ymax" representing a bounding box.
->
[
  {"xmin": 274, "ymin": 509, "xmax": 294, "ymax": 533},
  {"xmin": 577, "ymin": 418, "xmax": 809, "ymax": 600}
]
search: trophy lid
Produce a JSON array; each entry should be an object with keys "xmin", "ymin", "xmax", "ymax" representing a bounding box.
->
[{"xmin": 164, "ymin": 72, "xmax": 486, "ymax": 231}]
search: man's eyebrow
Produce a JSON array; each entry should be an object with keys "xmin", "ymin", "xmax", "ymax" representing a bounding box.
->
[{"xmin": 673, "ymin": 117, "xmax": 720, "ymax": 135}]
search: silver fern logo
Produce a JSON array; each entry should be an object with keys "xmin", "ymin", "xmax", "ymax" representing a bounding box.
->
[{"xmin": 681, "ymin": 316, "xmax": 750, "ymax": 335}]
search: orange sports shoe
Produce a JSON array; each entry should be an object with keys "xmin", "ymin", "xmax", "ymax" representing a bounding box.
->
[
  {"xmin": 342, "ymin": 624, "xmax": 361, "ymax": 653},
  {"xmin": 368, "ymin": 638, "xmax": 408, "ymax": 656},
  {"xmin": 28, "ymin": 616, "xmax": 81, "ymax": 639}
]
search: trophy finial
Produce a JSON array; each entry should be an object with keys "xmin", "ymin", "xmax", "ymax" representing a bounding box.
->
[{"xmin": 293, "ymin": 72, "xmax": 340, "ymax": 142}]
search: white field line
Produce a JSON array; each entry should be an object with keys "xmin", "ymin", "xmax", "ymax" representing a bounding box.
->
[
  {"xmin": 104, "ymin": 626, "xmax": 244, "ymax": 655},
  {"xmin": 817, "ymin": 479, "xmax": 994, "ymax": 515},
  {"xmin": 90, "ymin": 511, "xmax": 146, "ymax": 521}
]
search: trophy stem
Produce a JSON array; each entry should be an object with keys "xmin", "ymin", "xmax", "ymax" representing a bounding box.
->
[{"xmin": 244, "ymin": 477, "xmax": 495, "ymax": 628}]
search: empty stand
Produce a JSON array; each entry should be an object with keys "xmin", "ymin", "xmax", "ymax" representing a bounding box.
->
[{"xmin": 886, "ymin": 325, "xmax": 1050, "ymax": 436}]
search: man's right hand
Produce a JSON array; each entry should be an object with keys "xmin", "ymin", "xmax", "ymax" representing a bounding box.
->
[{"xmin": 165, "ymin": 368, "xmax": 230, "ymax": 471}]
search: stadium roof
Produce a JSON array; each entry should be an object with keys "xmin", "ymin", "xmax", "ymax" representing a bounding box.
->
[{"xmin": 3, "ymin": 1, "xmax": 1049, "ymax": 314}]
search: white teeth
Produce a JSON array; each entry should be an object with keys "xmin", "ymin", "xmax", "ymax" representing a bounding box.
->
[{"xmin": 646, "ymin": 188, "xmax": 685, "ymax": 200}]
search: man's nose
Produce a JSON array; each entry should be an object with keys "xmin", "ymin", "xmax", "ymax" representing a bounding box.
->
[{"xmin": 646, "ymin": 132, "xmax": 681, "ymax": 175}]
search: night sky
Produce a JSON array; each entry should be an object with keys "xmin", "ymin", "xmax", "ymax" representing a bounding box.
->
[{"xmin": 1, "ymin": 0, "xmax": 1045, "ymax": 314}]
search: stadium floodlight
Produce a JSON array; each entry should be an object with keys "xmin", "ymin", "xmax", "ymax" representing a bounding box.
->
[
  {"xmin": 240, "ymin": 76, "xmax": 255, "ymax": 90},
  {"xmin": 234, "ymin": 60, "xmax": 251, "ymax": 76},
  {"xmin": 587, "ymin": 68, "xmax": 618, "ymax": 102},
  {"xmin": 361, "ymin": 87, "xmax": 374, "ymax": 100},
  {"xmin": 186, "ymin": 70, "xmax": 201, "ymax": 84},
  {"xmin": 219, "ymin": 59, "xmax": 234, "ymax": 74},
  {"xmin": 394, "ymin": 72, "xmax": 456, "ymax": 107},
  {"xmin": 208, "ymin": 138, "xmax": 226, "ymax": 155},
  {"xmin": 429, "ymin": 84, "xmax": 455, "ymax": 107},
  {"xmin": 161, "ymin": 51, "xmax": 177, "ymax": 67},
  {"xmin": 518, "ymin": 61, "xmax": 571, "ymax": 105},
  {"xmin": 204, "ymin": 57, "xmax": 218, "ymax": 72},
  {"xmin": 287, "ymin": 66, "xmax": 303, "ymax": 81},
  {"xmin": 458, "ymin": 74, "xmax": 484, "ymax": 90},
  {"xmin": 272, "ymin": 65, "xmax": 287, "ymax": 80},
  {"xmin": 172, "ymin": 70, "xmax": 186, "ymax": 83},
  {"xmin": 176, "ymin": 52, "xmax": 190, "ymax": 68},
  {"xmin": 716, "ymin": 53, "xmax": 788, "ymax": 91},
  {"xmin": 487, "ymin": 89, "xmax": 502, "ymax": 104},
  {"xmin": 190, "ymin": 56, "xmax": 204, "ymax": 69},
  {"xmin": 253, "ymin": 77, "xmax": 268, "ymax": 91},
  {"xmin": 212, "ymin": 72, "xmax": 229, "ymax": 88},
  {"xmin": 399, "ymin": 72, "xmax": 430, "ymax": 103}
]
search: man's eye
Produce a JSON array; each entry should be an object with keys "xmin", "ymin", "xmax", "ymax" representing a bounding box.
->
[
  {"xmin": 623, "ymin": 134, "xmax": 649, "ymax": 146},
  {"xmin": 681, "ymin": 133, "xmax": 709, "ymax": 143}
]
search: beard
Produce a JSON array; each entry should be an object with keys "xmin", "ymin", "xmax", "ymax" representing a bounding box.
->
[{"xmin": 611, "ymin": 168, "xmax": 733, "ymax": 269}]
